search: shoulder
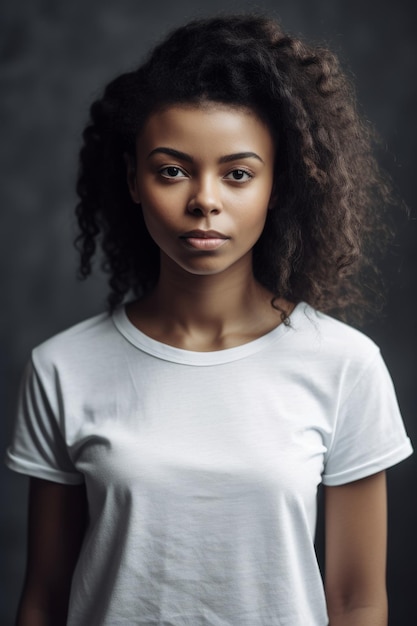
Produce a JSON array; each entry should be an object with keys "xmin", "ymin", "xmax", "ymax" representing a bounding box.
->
[
  {"xmin": 31, "ymin": 310, "xmax": 118, "ymax": 376},
  {"xmin": 289, "ymin": 302, "xmax": 380, "ymax": 370}
]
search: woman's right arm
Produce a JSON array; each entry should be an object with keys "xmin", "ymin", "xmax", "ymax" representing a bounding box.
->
[{"xmin": 16, "ymin": 477, "xmax": 87, "ymax": 626}]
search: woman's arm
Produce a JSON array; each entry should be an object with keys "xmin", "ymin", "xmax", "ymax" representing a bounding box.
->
[
  {"xmin": 15, "ymin": 477, "xmax": 87, "ymax": 626},
  {"xmin": 324, "ymin": 471, "xmax": 388, "ymax": 626}
]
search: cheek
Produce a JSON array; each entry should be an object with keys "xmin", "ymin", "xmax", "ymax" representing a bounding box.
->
[
  {"xmin": 139, "ymin": 187, "xmax": 177, "ymax": 231},
  {"xmin": 139, "ymin": 200, "xmax": 183, "ymax": 254},
  {"xmin": 246, "ymin": 211, "xmax": 269, "ymax": 241},
  {"xmin": 236, "ymin": 195, "xmax": 270, "ymax": 234},
  {"xmin": 141, "ymin": 207, "xmax": 172, "ymax": 241}
]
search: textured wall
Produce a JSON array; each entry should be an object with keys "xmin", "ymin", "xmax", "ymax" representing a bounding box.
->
[{"xmin": 1, "ymin": 0, "xmax": 416, "ymax": 623}]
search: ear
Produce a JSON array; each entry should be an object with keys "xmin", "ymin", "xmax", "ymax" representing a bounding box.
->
[{"xmin": 124, "ymin": 153, "xmax": 141, "ymax": 204}]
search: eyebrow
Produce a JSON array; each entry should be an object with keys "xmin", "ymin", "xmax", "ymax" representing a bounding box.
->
[{"xmin": 147, "ymin": 147, "xmax": 264, "ymax": 164}]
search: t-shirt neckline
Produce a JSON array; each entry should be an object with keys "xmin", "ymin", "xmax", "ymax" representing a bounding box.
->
[{"xmin": 112, "ymin": 302, "xmax": 304, "ymax": 366}]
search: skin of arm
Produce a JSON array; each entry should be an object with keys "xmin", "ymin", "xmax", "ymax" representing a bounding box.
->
[
  {"xmin": 324, "ymin": 471, "xmax": 388, "ymax": 626},
  {"xmin": 15, "ymin": 477, "xmax": 87, "ymax": 626}
]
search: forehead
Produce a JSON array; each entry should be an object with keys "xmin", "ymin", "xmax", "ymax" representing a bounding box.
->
[{"xmin": 136, "ymin": 103, "xmax": 275, "ymax": 159}]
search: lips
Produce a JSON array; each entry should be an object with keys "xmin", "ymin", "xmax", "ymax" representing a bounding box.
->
[
  {"xmin": 180, "ymin": 230, "xmax": 229, "ymax": 239},
  {"xmin": 179, "ymin": 230, "xmax": 230, "ymax": 251}
]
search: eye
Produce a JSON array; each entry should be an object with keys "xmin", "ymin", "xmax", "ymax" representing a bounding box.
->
[
  {"xmin": 225, "ymin": 169, "xmax": 253, "ymax": 182},
  {"xmin": 159, "ymin": 166, "xmax": 187, "ymax": 179}
]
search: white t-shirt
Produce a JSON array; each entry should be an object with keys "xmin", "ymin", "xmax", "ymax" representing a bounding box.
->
[{"xmin": 6, "ymin": 302, "xmax": 413, "ymax": 625}]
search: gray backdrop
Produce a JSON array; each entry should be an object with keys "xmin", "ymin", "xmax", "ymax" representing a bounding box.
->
[{"xmin": 1, "ymin": 0, "xmax": 416, "ymax": 624}]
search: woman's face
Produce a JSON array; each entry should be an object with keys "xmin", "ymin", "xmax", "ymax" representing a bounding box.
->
[{"xmin": 127, "ymin": 103, "xmax": 275, "ymax": 279}]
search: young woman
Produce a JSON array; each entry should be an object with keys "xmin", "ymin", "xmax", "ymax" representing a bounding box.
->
[{"xmin": 6, "ymin": 14, "xmax": 413, "ymax": 626}]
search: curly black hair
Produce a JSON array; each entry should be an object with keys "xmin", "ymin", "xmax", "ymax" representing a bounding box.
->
[{"xmin": 75, "ymin": 14, "xmax": 393, "ymax": 323}]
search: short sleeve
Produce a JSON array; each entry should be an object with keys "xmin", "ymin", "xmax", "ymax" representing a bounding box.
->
[
  {"xmin": 323, "ymin": 350, "xmax": 413, "ymax": 486},
  {"xmin": 5, "ymin": 354, "xmax": 83, "ymax": 485}
]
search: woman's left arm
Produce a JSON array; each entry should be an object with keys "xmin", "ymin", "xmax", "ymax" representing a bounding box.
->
[{"xmin": 324, "ymin": 471, "xmax": 388, "ymax": 626}]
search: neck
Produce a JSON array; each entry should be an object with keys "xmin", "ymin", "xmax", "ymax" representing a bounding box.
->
[
  {"xmin": 128, "ymin": 253, "xmax": 284, "ymax": 350},
  {"xmin": 154, "ymin": 254, "xmax": 265, "ymax": 332}
]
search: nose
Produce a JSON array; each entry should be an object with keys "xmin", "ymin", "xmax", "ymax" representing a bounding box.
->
[{"xmin": 186, "ymin": 176, "xmax": 222, "ymax": 217}]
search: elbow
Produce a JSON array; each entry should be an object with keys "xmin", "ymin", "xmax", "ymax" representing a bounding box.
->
[{"xmin": 326, "ymin": 586, "xmax": 388, "ymax": 625}]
